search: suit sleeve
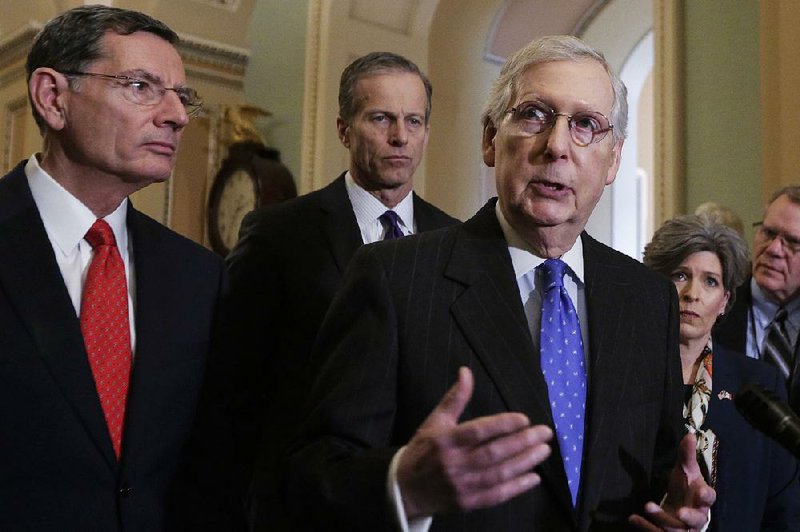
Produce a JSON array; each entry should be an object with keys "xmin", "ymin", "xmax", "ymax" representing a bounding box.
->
[
  {"xmin": 651, "ymin": 281, "xmax": 685, "ymax": 498},
  {"xmin": 286, "ymin": 245, "xmax": 403, "ymax": 531}
]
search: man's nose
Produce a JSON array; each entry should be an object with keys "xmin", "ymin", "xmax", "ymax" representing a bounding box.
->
[{"xmin": 388, "ymin": 120, "xmax": 409, "ymax": 146}]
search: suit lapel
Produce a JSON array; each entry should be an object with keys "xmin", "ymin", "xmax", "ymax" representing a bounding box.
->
[
  {"xmin": 445, "ymin": 202, "xmax": 575, "ymax": 516},
  {"xmin": 317, "ymin": 175, "xmax": 363, "ymax": 273},
  {"xmin": 0, "ymin": 166, "xmax": 117, "ymax": 469},
  {"xmin": 579, "ymin": 235, "xmax": 639, "ymax": 513},
  {"xmin": 411, "ymin": 192, "xmax": 440, "ymax": 232},
  {"xmin": 120, "ymin": 206, "xmax": 175, "ymax": 467}
]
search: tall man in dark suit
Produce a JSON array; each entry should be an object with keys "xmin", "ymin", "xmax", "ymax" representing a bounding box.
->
[
  {"xmin": 224, "ymin": 52, "xmax": 457, "ymax": 528},
  {"xmin": 287, "ymin": 35, "xmax": 715, "ymax": 531},
  {"xmin": 715, "ymin": 186, "xmax": 800, "ymax": 410},
  {"xmin": 0, "ymin": 6, "xmax": 225, "ymax": 531}
]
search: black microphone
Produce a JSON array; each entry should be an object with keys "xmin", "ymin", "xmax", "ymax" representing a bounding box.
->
[{"xmin": 734, "ymin": 382, "xmax": 800, "ymax": 458}]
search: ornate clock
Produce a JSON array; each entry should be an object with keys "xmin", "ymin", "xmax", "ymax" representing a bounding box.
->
[{"xmin": 207, "ymin": 141, "xmax": 296, "ymax": 256}]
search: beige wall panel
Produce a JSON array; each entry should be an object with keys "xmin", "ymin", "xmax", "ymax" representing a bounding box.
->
[
  {"xmin": 426, "ymin": 0, "xmax": 503, "ymax": 220},
  {"xmin": 761, "ymin": 0, "xmax": 800, "ymax": 206}
]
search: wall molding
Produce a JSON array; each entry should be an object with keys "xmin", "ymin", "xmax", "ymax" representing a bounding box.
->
[{"xmin": 653, "ymin": 0, "xmax": 685, "ymax": 224}]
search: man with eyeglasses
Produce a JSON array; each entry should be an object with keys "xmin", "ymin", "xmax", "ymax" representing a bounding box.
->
[
  {"xmin": 0, "ymin": 6, "xmax": 227, "ymax": 531},
  {"xmin": 287, "ymin": 35, "xmax": 712, "ymax": 531},
  {"xmin": 715, "ymin": 186, "xmax": 800, "ymax": 411}
]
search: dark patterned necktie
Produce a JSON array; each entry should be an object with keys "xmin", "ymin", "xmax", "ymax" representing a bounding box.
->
[
  {"xmin": 537, "ymin": 258, "xmax": 586, "ymax": 506},
  {"xmin": 379, "ymin": 210, "xmax": 405, "ymax": 240},
  {"xmin": 80, "ymin": 219, "xmax": 132, "ymax": 458},
  {"xmin": 762, "ymin": 307, "xmax": 794, "ymax": 379}
]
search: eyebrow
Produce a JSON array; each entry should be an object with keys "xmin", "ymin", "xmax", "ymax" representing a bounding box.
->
[
  {"xmin": 763, "ymin": 224, "xmax": 800, "ymax": 240},
  {"xmin": 517, "ymin": 94, "xmax": 601, "ymax": 113},
  {"xmin": 118, "ymin": 68, "xmax": 188, "ymax": 89}
]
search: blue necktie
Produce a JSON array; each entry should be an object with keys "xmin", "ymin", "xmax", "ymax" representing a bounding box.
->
[
  {"xmin": 538, "ymin": 258, "xmax": 587, "ymax": 506},
  {"xmin": 379, "ymin": 210, "xmax": 405, "ymax": 240}
]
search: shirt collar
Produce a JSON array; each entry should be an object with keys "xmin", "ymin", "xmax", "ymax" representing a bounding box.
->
[
  {"xmin": 344, "ymin": 171, "xmax": 415, "ymax": 230},
  {"xmin": 495, "ymin": 201, "xmax": 584, "ymax": 284},
  {"xmin": 25, "ymin": 155, "xmax": 129, "ymax": 256},
  {"xmin": 752, "ymin": 276, "xmax": 800, "ymax": 327}
]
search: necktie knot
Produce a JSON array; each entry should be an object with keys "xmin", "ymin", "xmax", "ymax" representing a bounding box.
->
[
  {"xmin": 539, "ymin": 258, "xmax": 567, "ymax": 290},
  {"xmin": 379, "ymin": 210, "xmax": 405, "ymax": 240},
  {"xmin": 85, "ymin": 219, "xmax": 117, "ymax": 249},
  {"xmin": 774, "ymin": 307, "xmax": 789, "ymax": 324}
]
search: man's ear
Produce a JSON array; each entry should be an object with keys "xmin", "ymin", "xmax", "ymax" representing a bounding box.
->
[
  {"xmin": 482, "ymin": 122, "xmax": 497, "ymax": 167},
  {"xmin": 604, "ymin": 139, "xmax": 624, "ymax": 186},
  {"xmin": 336, "ymin": 116, "xmax": 350, "ymax": 149},
  {"xmin": 29, "ymin": 67, "xmax": 69, "ymax": 131}
]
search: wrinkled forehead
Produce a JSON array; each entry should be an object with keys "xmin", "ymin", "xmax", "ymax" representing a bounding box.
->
[
  {"xmin": 765, "ymin": 195, "xmax": 800, "ymax": 233},
  {"xmin": 94, "ymin": 30, "xmax": 185, "ymax": 82},
  {"xmin": 512, "ymin": 59, "xmax": 614, "ymax": 112}
]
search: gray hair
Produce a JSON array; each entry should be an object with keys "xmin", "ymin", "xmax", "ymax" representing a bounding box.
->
[
  {"xmin": 643, "ymin": 214, "xmax": 750, "ymax": 312},
  {"xmin": 767, "ymin": 185, "xmax": 800, "ymax": 210},
  {"xmin": 26, "ymin": 5, "xmax": 177, "ymax": 132},
  {"xmin": 338, "ymin": 51, "xmax": 432, "ymax": 124},
  {"xmin": 481, "ymin": 35, "xmax": 628, "ymax": 143}
]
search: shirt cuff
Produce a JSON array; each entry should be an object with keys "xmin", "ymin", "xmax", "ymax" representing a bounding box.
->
[{"xmin": 387, "ymin": 446, "xmax": 433, "ymax": 532}]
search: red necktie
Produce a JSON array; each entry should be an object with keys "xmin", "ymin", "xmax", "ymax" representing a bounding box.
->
[{"xmin": 80, "ymin": 219, "xmax": 132, "ymax": 458}]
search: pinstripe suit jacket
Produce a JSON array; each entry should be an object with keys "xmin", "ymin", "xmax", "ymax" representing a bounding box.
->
[{"xmin": 287, "ymin": 199, "xmax": 684, "ymax": 531}]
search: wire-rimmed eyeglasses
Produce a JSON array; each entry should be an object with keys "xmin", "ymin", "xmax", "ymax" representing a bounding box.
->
[
  {"xmin": 505, "ymin": 100, "xmax": 613, "ymax": 147},
  {"xmin": 62, "ymin": 71, "xmax": 203, "ymax": 118}
]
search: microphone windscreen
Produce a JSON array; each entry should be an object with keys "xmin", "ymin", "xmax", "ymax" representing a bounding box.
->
[{"xmin": 735, "ymin": 382, "xmax": 800, "ymax": 458}]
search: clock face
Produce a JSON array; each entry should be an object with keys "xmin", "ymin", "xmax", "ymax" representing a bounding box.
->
[{"xmin": 216, "ymin": 168, "xmax": 258, "ymax": 252}]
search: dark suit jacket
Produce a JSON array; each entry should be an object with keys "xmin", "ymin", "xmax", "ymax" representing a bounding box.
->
[
  {"xmin": 713, "ymin": 279, "xmax": 751, "ymax": 355},
  {"xmin": 287, "ymin": 199, "xmax": 684, "ymax": 531},
  {"xmin": 703, "ymin": 345, "xmax": 800, "ymax": 531},
  {"xmin": 714, "ymin": 278, "xmax": 800, "ymax": 411},
  {"xmin": 0, "ymin": 161, "xmax": 226, "ymax": 532},
  {"xmin": 223, "ymin": 173, "xmax": 458, "ymax": 527}
]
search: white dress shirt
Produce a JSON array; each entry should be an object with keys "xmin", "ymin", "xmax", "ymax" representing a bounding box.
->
[
  {"xmin": 344, "ymin": 171, "xmax": 415, "ymax": 243},
  {"xmin": 496, "ymin": 203, "xmax": 590, "ymax": 363},
  {"xmin": 25, "ymin": 155, "xmax": 137, "ymax": 351}
]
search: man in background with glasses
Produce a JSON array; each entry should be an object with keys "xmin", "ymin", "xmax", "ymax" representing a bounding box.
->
[
  {"xmin": 715, "ymin": 186, "xmax": 800, "ymax": 411},
  {"xmin": 288, "ymin": 35, "xmax": 713, "ymax": 531},
  {"xmin": 0, "ymin": 6, "xmax": 227, "ymax": 531}
]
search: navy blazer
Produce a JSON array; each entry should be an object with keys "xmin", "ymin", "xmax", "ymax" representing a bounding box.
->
[
  {"xmin": 702, "ymin": 345, "xmax": 800, "ymax": 531},
  {"xmin": 287, "ymin": 199, "xmax": 684, "ymax": 531},
  {"xmin": 714, "ymin": 278, "xmax": 800, "ymax": 412},
  {"xmin": 0, "ymin": 161, "xmax": 226, "ymax": 532}
]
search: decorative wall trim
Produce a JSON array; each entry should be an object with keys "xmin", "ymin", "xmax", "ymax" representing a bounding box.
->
[
  {"xmin": 300, "ymin": 0, "xmax": 324, "ymax": 194},
  {"xmin": 0, "ymin": 23, "xmax": 40, "ymax": 68},
  {"xmin": 3, "ymin": 95, "xmax": 28, "ymax": 173},
  {"xmin": 176, "ymin": 32, "xmax": 249, "ymax": 75},
  {"xmin": 0, "ymin": 24, "xmax": 40, "ymax": 89},
  {"xmin": 653, "ymin": 0, "xmax": 685, "ymax": 224},
  {"xmin": 189, "ymin": 0, "xmax": 242, "ymax": 11}
]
